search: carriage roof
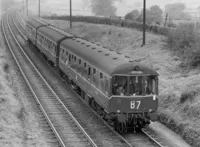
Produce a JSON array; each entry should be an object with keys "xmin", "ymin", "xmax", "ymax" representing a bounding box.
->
[
  {"xmin": 26, "ymin": 19, "xmax": 158, "ymax": 77},
  {"xmin": 61, "ymin": 38, "xmax": 158, "ymax": 76},
  {"xmin": 26, "ymin": 18, "xmax": 45, "ymax": 29}
]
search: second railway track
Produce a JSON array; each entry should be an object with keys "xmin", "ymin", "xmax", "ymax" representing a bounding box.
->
[
  {"xmin": 2, "ymin": 10, "xmax": 99, "ymax": 147},
  {"xmin": 3, "ymin": 8, "xmax": 169, "ymax": 147}
]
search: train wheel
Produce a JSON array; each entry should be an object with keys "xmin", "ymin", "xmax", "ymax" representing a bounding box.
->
[
  {"xmin": 81, "ymin": 90, "xmax": 85, "ymax": 100},
  {"xmin": 115, "ymin": 122, "xmax": 126, "ymax": 133},
  {"xmin": 91, "ymin": 99, "xmax": 97, "ymax": 111}
]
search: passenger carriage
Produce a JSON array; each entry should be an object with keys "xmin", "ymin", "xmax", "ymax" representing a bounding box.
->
[{"xmin": 26, "ymin": 18, "xmax": 159, "ymax": 132}]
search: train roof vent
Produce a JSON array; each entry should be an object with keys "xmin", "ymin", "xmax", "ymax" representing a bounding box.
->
[
  {"xmin": 125, "ymin": 55, "xmax": 130, "ymax": 58},
  {"xmin": 129, "ymin": 60, "xmax": 134, "ymax": 62},
  {"xmin": 105, "ymin": 53, "xmax": 109, "ymax": 56},
  {"xmin": 92, "ymin": 47, "xmax": 96, "ymax": 50},
  {"xmin": 113, "ymin": 57, "xmax": 118, "ymax": 60},
  {"xmin": 117, "ymin": 52, "xmax": 122, "ymax": 55},
  {"xmin": 98, "ymin": 50, "xmax": 102, "ymax": 53},
  {"xmin": 81, "ymin": 42, "xmax": 85, "ymax": 44},
  {"xmin": 109, "ymin": 49, "xmax": 114, "ymax": 51},
  {"xmin": 76, "ymin": 40, "xmax": 80, "ymax": 42},
  {"xmin": 86, "ymin": 45, "xmax": 90, "ymax": 47},
  {"xmin": 96, "ymin": 44, "xmax": 100, "ymax": 46}
]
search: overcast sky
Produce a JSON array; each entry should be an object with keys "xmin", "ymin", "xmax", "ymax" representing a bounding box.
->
[
  {"xmin": 44, "ymin": 0, "xmax": 200, "ymax": 9},
  {"xmin": 2, "ymin": 0, "xmax": 200, "ymax": 16},
  {"xmin": 41, "ymin": 0, "xmax": 200, "ymax": 16}
]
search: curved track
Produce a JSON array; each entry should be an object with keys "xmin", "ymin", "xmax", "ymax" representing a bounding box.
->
[
  {"xmin": 4, "ymin": 8, "xmax": 168, "ymax": 147},
  {"xmin": 2, "ymin": 10, "xmax": 99, "ymax": 147}
]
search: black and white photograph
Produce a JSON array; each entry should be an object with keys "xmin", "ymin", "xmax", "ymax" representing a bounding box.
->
[{"xmin": 0, "ymin": 0, "xmax": 199, "ymax": 146}]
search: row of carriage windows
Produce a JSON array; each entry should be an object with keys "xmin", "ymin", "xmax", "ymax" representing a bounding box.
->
[
  {"xmin": 26, "ymin": 25, "xmax": 109, "ymax": 95},
  {"xmin": 27, "ymin": 25, "xmax": 57, "ymax": 54},
  {"xmin": 60, "ymin": 48, "xmax": 109, "ymax": 95},
  {"xmin": 37, "ymin": 33, "xmax": 56, "ymax": 54},
  {"xmin": 27, "ymin": 25, "xmax": 158, "ymax": 97}
]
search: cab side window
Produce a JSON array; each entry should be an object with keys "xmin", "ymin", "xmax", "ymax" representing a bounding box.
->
[
  {"xmin": 104, "ymin": 76, "xmax": 109, "ymax": 95},
  {"xmin": 100, "ymin": 72, "xmax": 104, "ymax": 92},
  {"xmin": 93, "ymin": 68, "xmax": 96, "ymax": 86}
]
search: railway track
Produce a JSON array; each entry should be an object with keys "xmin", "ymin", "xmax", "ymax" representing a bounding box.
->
[
  {"xmin": 2, "ymin": 10, "xmax": 99, "ymax": 147},
  {"xmin": 4, "ymin": 9, "xmax": 168, "ymax": 147}
]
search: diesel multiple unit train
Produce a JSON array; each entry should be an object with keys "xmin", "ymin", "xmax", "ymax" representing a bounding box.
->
[{"xmin": 26, "ymin": 18, "xmax": 159, "ymax": 133}]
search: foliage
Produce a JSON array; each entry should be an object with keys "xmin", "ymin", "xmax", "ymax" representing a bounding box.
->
[
  {"xmin": 148, "ymin": 5, "xmax": 163, "ymax": 24},
  {"xmin": 124, "ymin": 10, "xmax": 140, "ymax": 21},
  {"xmin": 180, "ymin": 90, "xmax": 196, "ymax": 103},
  {"xmin": 137, "ymin": 5, "xmax": 163, "ymax": 25},
  {"xmin": 90, "ymin": 0, "xmax": 117, "ymax": 16},
  {"xmin": 165, "ymin": 3, "xmax": 191, "ymax": 20},
  {"xmin": 167, "ymin": 23, "xmax": 200, "ymax": 67},
  {"xmin": 44, "ymin": 14, "xmax": 171, "ymax": 35}
]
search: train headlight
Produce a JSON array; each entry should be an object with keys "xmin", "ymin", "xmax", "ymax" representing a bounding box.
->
[
  {"xmin": 153, "ymin": 95, "xmax": 157, "ymax": 100},
  {"xmin": 117, "ymin": 110, "xmax": 121, "ymax": 113}
]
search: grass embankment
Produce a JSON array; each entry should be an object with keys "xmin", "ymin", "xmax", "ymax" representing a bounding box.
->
[{"xmin": 44, "ymin": 19, "xmax": 200, "ymax": 146}]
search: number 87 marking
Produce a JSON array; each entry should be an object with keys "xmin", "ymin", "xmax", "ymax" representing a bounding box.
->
[{"xmin": 130, "ymin": 101, "xmax": 141, "ymax": 109}]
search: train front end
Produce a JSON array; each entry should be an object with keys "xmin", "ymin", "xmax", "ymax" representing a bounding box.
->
[{"xmin": 107, "ymin": 66, "xmax": 158, "ymax": 132}]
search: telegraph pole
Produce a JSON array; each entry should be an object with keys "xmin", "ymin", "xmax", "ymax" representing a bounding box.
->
[
  {"xmin": 142, "ymin": 0, "xmax": 146, "ymax": 46},
  {"xmin": 38, "ymin": 0, "xmax": 40, "ymax": 18},
  {"xmin": 70, "ymin": 0, "xmax": 72, "ymax": 28},
  {"xmin": 26, "ymin": 0, "xmax": 28, "ymax": 16},
  {"xmin": 164, "ymin": 13, "xmax": 168, "ymax": 27}
]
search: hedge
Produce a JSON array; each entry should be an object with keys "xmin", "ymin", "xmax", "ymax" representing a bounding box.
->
[{"xmin": 42, "ymin": 15, "xmax": 174, "ymax": 36}]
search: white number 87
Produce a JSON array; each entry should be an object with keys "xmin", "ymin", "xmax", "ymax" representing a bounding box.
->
[{"xmin": 130, "ymin": 101, "xmax": 141, "ymax": 109}]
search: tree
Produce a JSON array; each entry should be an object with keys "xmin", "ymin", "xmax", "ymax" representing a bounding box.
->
[
  {"xmin": 124, "ymin": 9, "xmax": 140, "ymax": 21},
  {"xmin": 165, "ymin": 3, "xmax": 191, "ymax": 20},
  {"xmin": 136, "ymin": 5, "xmax": 163, "ymax": 25},
  {"xmin": 198, "ymin": 6, "xmax": 200, "ymax": 12},
  {"xmin": 148, "ymin": 5, "xmax": 163, "ymax": 24},
  {"xmin": 90, "ymin": 0, "xmax": 117, "ymax": 16}
]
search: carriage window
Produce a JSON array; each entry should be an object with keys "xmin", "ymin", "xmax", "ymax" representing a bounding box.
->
[
  {"xmin": 66, "ymin": 51, "xmax": 68, "ymax": 55},
  {"xmin": 93, "ymin": 68, "xmax": 96, "ymax": 74},
  {"xmin": 72, "ymin": 55, "xmax": 74, "ymax": 59},
  {"xmin": 100, "ymin": 73, "xmax": 104, "ymax": 92},
  {"xmin": 144, "ymin": 76, "xmax": 156, "ymax": 95},
  {"xmin": 92, "ymin": 68, "xmax": 97, "ymax": 86},
  {"xmin": 104, "ymin": 76, "xmax": 109, "ymax": 95},
  {"xmin": 88, "ymin": 67, "xmax": 91, "ymax": 76},
  {"xmin": 74, "ymin": 56, "xmax": 76, "ymax": 61},
  {"xmin": 112, "ymin": 76, "xmax": 128, "ymax": 96},
  {"xmin": 79, "ymin": 59, "xmax": 81, "ymax": 64},
  {"xmin": 100, "ymin": 72, "xmax": 103, "ymax": 79},
  {"xmin": 130, "ymin": 76, "xmax": 143, "ymax": 95},
  {"xmin": 84, "ymin": 62, "xmax": 87, "ymax": 68}
]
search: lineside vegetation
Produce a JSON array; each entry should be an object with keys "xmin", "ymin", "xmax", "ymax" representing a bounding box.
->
[{"xmin": 167, "ymin": 23, "xmax": 200, "ymax": 67}]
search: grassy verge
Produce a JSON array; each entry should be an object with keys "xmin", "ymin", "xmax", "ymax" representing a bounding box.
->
[{"xmin": 44, "ymin": 19, "xmax": 200, "ymax": 146}]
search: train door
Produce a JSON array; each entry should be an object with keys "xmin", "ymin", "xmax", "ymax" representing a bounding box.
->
[
  {"xmin": 68, "ymin": 54, "xmax": 71, "ymax": 65},
  {"xmin": 87, "ymin": 65, "xmax": 91, "ymax": 82}
]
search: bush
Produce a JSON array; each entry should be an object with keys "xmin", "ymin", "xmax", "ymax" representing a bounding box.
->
[
  {"xmin": 43, "ymin": 15, "xmax": 172, "ymax": 36},
  {"xmin": 180, "ymin": 91, "xmax": 196, "ymax": 103},
  {"xmin": 167, "ymin": 23, "xmax": 200, "ymax": 67},
  {"xmin": 3, "ymin": 63, "xmax": 9, "ymax": 73}
]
